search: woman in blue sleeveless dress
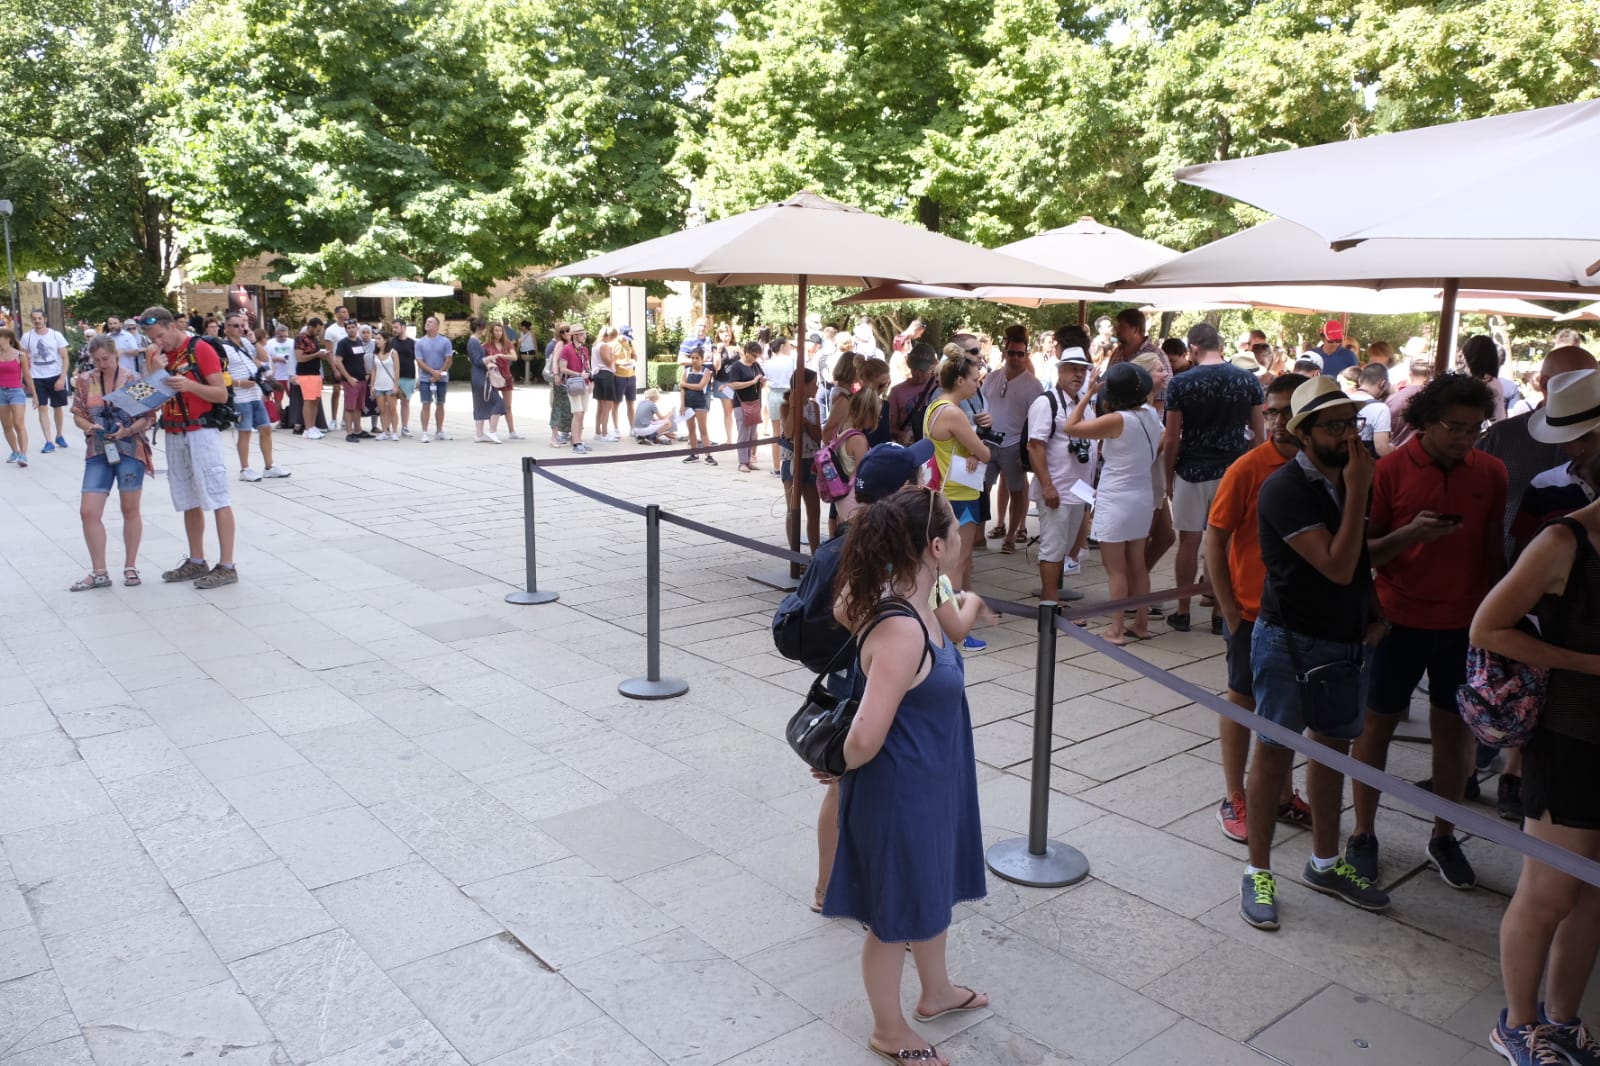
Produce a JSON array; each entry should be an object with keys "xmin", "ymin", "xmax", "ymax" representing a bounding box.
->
[{"xmin": 820, "ymin": 485, "xmax": 989, "ymax": 1065}]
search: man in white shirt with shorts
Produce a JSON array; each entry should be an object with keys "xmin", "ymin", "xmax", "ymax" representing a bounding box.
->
[{"xmin": 1027, "ymin": 347, "xmax": 1096, "ymax": 602}]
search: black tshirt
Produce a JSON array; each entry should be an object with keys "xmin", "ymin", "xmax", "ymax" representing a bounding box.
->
[
  {"xmin": 726, "ymin": 359, "xmax": 764, "ymax": 395},
  {"xmin": 1256, "ymin": 454, "xmax": 1373, "ymax": 642},
  {"xmin": 335, "ymin": 338, "xmax": 368, "ymax": 379},
  {"xmin": 390, "ymin": 337, "xmax": 416, "ymax": 378}
]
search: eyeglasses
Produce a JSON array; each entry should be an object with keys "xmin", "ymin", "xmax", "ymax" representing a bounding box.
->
[
  {"xmin": 1263, "ymin": 406, "xmax": 1292, "ymax": 422},
  {"xmin": 1005, "ymin": 349, "xmax": 1027, "ymax": 358},
  {"xmin": 1438, "ymin": 419, "xmax": 1488, "ymax": 438},
  {"xmin": 1312, "ymin": 416, "xmax": 1366, "ymax": 435},
  {"xmin": 964, "ymin": 347, "xmax": 980, "ymax": 356}
]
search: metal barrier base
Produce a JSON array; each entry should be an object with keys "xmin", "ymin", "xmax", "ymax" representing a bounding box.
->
[
  {"xmin": 618, "ymin": 676, "xmax": 689, "ymax": 701},
  {"xmin": 986, "ymin": 838, "xmax": 1090, "ymax": 888},
  {"xmin": 505, "ymin": 589, "xmax": 560, "ymax": 605},
  {"xmin": 746, "ymin": 569, "xmax": 801, "ymax": 591}
]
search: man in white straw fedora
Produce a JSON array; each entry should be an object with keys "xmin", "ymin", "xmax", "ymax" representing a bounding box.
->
[
  {"xmin": 1512, "ymin": 368, "xmax": 1600, "ymax": 552},
  {"xmin": 1240, "ymin": 376, "xmax": 1389, "ymax": 931}
]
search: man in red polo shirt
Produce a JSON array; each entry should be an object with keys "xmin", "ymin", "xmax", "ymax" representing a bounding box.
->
[
  {"xmin": 139, "ymin": 306, "xmax": 240, "ymax": 588},
  {"xmin": 1346, "ymin": 374, "xmax": 1506, "ymax": 891}
]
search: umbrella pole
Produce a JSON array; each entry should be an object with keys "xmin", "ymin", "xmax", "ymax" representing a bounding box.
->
[
  {"xmin": 788, "ymin": 278, "xmax": 808, "ymax": 579},
  {"xmin": 1077, "ymin": 300, "xmax": 1087, "ymax": 326},
  {"xmin": 1434, "ymin": 279, "xmax": 1460, "ymax": 378}
]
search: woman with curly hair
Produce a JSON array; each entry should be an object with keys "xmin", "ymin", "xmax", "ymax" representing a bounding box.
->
[{"xmin": 821, "ymin": 485, "xmax": 988, "ymax": 1066}]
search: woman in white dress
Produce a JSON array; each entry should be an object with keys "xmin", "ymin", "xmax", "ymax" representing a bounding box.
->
[{"xmin": 1064, "ymin": 363, "xmax": 1164, "ymax": 644}]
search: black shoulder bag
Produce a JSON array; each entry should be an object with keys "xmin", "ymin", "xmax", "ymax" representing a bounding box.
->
[{"xmin": 785, "ymin": 596, "xmax": 931, "ymax": 776}]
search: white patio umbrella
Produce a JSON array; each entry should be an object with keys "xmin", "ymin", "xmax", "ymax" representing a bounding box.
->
[
  {"xmin": 544, "ymin": 190, "xmax": 1100, "ymax": 579},
  {"xmin": 1175, "ymin": 99, "xmax": 1600, "ymax": 248},
  {"xmin": 992, "ymin": 217, "xmax": 1179, "ymax": 320},
  {"xmin": 342, "ymin": 280, "xmax": 457, "ymax": 298},
  {"xmin": 1556, "ymin": 301, "xmax": 1600, "ymax": 322},
  {"xmin": 1126, "ymin": 219, "xmax": 1600, "ymax": 370}
]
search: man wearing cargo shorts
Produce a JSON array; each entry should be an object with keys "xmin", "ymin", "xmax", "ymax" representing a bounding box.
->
[{"xmin": 138, "ymin": 306, "xmax": 239, "ymax": 589}]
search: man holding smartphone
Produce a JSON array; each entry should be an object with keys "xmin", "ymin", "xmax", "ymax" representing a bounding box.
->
[{"xmin": 1346, "ymin": 375, "xmax": 1507, "ymax": 892}]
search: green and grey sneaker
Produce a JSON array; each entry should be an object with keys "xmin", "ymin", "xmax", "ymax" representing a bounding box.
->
[
  {"xmin": 1303, "ymin": 858, "xmax": 1390, "ymax": 911},
  {"xmin": 194, "ymin": 564, "xmax": 239, "ymax": 590},
  {"xmin": 1239, "ymin": 871, "xmax": 1279, "ymax": 930},
  {"xmin": 161, "ymin": 557, "xmax": 210, "ymax": 583}
]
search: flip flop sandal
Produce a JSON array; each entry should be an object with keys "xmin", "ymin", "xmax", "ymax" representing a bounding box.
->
[
  {"xmin": 868, "ymin": 1042, "xmax": 942, "ymax": 1063},
  {"xmin": 913, "ymin": 986, "xmax": 988, "ymax": 1022},
  {"xmin": 69, "ymin": 572, "xmax": 111, "ymax": 592},
  {"xmin": 123, "ymin": 568, "xmax": 142, "ymax": 587}
]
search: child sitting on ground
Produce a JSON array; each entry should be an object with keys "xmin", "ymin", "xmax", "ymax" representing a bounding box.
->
[{"xmin": 632, "ymin": 387, "xmax": 679, "ymax": 445}]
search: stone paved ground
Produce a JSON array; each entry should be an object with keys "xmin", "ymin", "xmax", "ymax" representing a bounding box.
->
[{"xmin": 0, "ymin": 384, "xmax": 1591, "ymax": 1065}]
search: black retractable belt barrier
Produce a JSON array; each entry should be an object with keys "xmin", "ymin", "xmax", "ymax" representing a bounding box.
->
[
  {"xmin": 618, "ymin": 504, "xmax": 689, "ymax": 701},
  {"xmin": 505, "ymin": 457, "xmax": 559, "ymax": 605},
  {"xmin": 985, "ymin": 600, "xmax": 1092, "ymax": 888}
]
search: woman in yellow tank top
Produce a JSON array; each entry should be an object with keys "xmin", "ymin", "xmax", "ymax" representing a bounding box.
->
[{"xmin": 924, "ymin": 353, "xmax": 992, "ymax": 604}]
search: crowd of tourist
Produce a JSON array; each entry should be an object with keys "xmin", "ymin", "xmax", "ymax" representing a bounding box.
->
[{"xmin": 7, "ymin": 294, "xmax": 1598, "ymax": 1065}]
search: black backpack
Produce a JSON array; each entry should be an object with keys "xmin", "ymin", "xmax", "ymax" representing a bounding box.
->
[
  {"xmin": 903, "ymin": 378, "xmax": 939, "ymax": 443},
  {"xmin": 180, "ymin": 337, "xmax": 240, "ymax": 430},
  {"xmin": 772, "ymin": 534, "xmax": 853, "ymax": 674},
  {"xmin": 1018, "ymin": 390, "xmax": 1060, "ymax": 478}
]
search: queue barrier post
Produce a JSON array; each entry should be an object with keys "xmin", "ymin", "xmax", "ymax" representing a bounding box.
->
[
  {"xmin": 985, "ymin": 600, "xmax": 1090, "ymax": 888},
  {"xmin": 505, "ymin": 456, "xmax": 560, "ymax": 606},
  {"xmin": 619, "ymin": 504, "xmax": 689, "ymax": 701}
]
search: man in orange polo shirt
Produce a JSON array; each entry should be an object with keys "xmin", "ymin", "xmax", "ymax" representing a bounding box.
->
[
  {"xmin": 1204, "ymin": 373, "xmax": 1310, "ymax": 844},
  {"xmin": 1347, "ymin": 374, "xmax": 1507, "ymax": 891}
]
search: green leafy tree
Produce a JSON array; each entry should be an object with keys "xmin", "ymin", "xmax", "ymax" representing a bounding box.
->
[
  {"xmin": 0, "ymin": 0, "xmax": 175, "ymax": 306},
  {"xmin": 148, "ymin": 0, "xmax": 716, "ymax": 292}
]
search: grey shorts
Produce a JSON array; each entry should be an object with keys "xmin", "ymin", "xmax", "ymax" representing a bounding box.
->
[
  {"xmin": 165, "ymin": 427, "xmax": 231, "ymax": 513},
  {"xmin": 991, "ymin": 441, "xmax": 1028, "ymax": 489}
]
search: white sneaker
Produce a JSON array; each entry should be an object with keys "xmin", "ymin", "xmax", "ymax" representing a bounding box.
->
[
  {"xmin": 420, "ymin": 432, "xmax": 431, "ymax": 443},
  {"xmin": 305, "ymin": 428, "xmax": 325, "ymax": 440},
  {"xmin": 508, "ymin": 432, "xmax": 525, "ymax": 440},
  {"xmin": 240, "ymin": 467, "xmax": 262, "ymax": 482},
  {"xmin": 263, "ymin": 466, "xmax": 291, "ymax": 478},
  {"xmin": 435, "ymin": 431, "xmax": 450, "ymax": 441},
  {"xmin": 486, "ymin": 433, "xmax": 503, "ymax": 444},
  {"xmin": 400, "ymin": 427, "xmax": 413, "ymax": 437}
]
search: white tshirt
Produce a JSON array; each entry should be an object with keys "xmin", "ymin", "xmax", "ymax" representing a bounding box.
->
[
  {"xmin": 219, "ymin": 337, "xmax": 262, "ymax": 402},
  {"xmin": 1026, "ymin": 388, "xmax": 1097, "ymax": 501},
  {"xmin": 266, "ymin": 337, "xmax": 296, "ymax": 380},
  {"xmin": 979, "ymin": 366, "xmax": 1044, "ymax": 442},
  {"xmin": 22, "ymin": 328, "xmax": 67, "ymax": 378},
  {"xmin": 1354, "ymin": 391, "xmax": 1391, "ymax": 444},
  {"xmin": 764, "ymin": 355, "xmax": 797, "ymax": 391}
]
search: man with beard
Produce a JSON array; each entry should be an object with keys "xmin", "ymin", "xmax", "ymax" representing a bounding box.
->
[{"xmin": 1240, "ymin": 377, "xmax": 1389, "ymax": 931}]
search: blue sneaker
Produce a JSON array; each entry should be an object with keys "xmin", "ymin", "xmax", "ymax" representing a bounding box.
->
[
  {"xmin": 41, "ymin": 442, "xmax": 55, "ymax": 454},
  {"xmin": 1539, "ymin": 1006, "xmax": 1600, "ymax": 1065},
  {"xmin": 961, "ymin": 635, "xmax": 987, "ymax": 652},
  {"xmin": 55, "ymin": 435, "xmax": 67, "ymax": 449},
  {"xmin": 1490, "ymin": 1009, "xmax": 1563, "ymax": 1066},
  {"xmin": 5, "ymin": 451, "xmax": 16, "ymax": 463}
]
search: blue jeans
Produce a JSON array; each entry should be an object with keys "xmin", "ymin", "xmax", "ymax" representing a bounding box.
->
[
  {"xmin": 1250, "ymin": 620, "xmax": 1367, "ymax": 746},
  {"xmin": 81, "ymin": 452, "xmax": 146, "ymax": 494}
]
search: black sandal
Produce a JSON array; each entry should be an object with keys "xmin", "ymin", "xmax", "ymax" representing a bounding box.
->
[{"xmin": 69, "ymin": 571, "xmax": 111, "ymax": 592}]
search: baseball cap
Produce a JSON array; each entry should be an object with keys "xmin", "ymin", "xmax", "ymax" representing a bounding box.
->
[
  {"xmin": 854, "ymin": 440, "xmax": 935, "ymax": 503},
  {"xmin": 807, "ymin": 332, "xmax": 823, "ymax": 346},
  {"xmin": 1323, "ymin": 319, "xmax": 1344, "ymax": 341},
  {"xmin": 1296, "ymin": 351, "xmax": 1325, "ymax": 371},
  {"xmin": 1057, "ymin": 347, "xmax": 1091, "ymax": 366}
]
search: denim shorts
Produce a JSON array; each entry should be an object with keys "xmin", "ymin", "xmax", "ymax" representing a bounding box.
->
[
  {"xmin": 1250, "ymin": 619, "xmax": 1367, "ymax": 746},
  {"xmin": 81, "ymin": 452, "xmax": 146, "ymax": 494},
  {"xmin": 419, "ymin": 378, "xmax": 448, "ymax": 404},
  {"xmin": 0, "ymin": 386, "xmax": 25, "ymax": 406},
  {"xmin": 234, "ymin": 399, "xmax": 271, "ymax": 432}
]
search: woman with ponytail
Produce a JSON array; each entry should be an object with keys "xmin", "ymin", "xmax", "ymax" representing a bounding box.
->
[{"xmin": 820, "ymin": 486, "xmax": 988, "ymax": 1065}]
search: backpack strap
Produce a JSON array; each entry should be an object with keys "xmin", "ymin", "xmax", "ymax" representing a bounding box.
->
[{"xmin": 854, "ymin": 595, "xmax": 933, "ymax": 677}]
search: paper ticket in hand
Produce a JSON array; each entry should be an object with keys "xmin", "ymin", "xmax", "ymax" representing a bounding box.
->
[{"xmin": 1066, "ymin": 478, "xmax": 1096, "ymax": 505}]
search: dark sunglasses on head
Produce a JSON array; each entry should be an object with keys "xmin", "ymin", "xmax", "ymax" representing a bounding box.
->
[{"xmin": 136, "ymin": 315, "xmax": 163, "ymax": 327}]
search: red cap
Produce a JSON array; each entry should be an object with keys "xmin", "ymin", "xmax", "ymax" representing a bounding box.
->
[{"xmin": 1323, "ymin": 319, "xmax": 1344, "ymax": 341}]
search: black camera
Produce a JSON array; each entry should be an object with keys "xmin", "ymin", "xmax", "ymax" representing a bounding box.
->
[
  {"xmin": 1068, "ymin": 437, "xmax": 1091, "ymax": 464},
  {"xmin": 976, "ymin": 426, "xmax": 1004, "ymax": 448}
]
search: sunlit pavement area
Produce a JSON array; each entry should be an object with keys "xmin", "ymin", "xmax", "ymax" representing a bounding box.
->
[{"xmin": 0, "ymin": 384, "xmax": 1590, "ymax": 1065}]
